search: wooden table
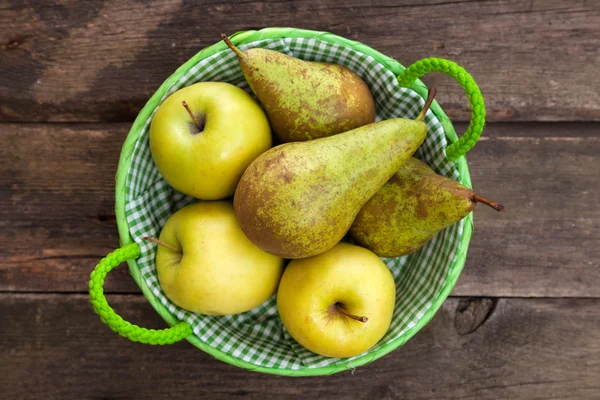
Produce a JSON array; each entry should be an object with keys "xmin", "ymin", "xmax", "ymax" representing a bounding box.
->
[{"xmin": 2, "ymin": 1, "xmax": 599, "ymax": 399}]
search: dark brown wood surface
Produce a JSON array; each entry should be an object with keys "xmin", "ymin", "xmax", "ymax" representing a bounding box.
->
[
  {"xmin": 1, "ymin": 0, "xmax": 599, "ymax": 122},
  {"xmin": 2, "ymin": 1, "xmax": 599, "ymax": 399},
  {"xmin": 2, "ymin": 294, "xmax": 599, "ymax": 400}
]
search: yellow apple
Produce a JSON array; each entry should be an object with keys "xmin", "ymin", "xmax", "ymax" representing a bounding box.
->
[
  {"xmin": 149, "ymin": 82, "xmax": 272, "ymax": 200},
  {"xmin": 153, "ymin": 201, "xmax": 284, "ymax": 315},
  {"xmin": 277, "ymin": 242, "xmax": 396, "ymax": 358}
]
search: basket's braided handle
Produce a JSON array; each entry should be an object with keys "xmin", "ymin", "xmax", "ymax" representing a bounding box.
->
[
  {"xmin": 89, "ymin": 243, "xmax": 192, "ymax": 345},
  {"xmin": 397, "ymin": 57, "xmax": 485, "ymax": 161}
]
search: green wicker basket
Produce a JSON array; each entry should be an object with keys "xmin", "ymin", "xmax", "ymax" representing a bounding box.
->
[{"xmin": 89, "ymin": 27, "xmax": 484, "ymax": 376}]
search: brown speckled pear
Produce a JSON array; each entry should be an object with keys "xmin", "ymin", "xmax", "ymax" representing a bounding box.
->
[
  {"xmin": 233, "ymin": 120, "xmax": 426, "ymax": 258},
  {"xmin": 233, "ymin": 89, "xmax": 437, "ymax": 259},
  {"xmin": 222, "ymin": 34, "xmax": 375, "ymax": 143},
  {"xmin": 349, "ymin": 157, "xmax": 504, "ymax": 257}
]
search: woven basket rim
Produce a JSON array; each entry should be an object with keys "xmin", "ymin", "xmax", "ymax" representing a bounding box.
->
[{"xmin": 114, "ymin": 27, "xmax": 474, "ymax": 376}]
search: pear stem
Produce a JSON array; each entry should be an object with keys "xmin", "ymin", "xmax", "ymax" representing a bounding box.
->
[
  {"xmin": 181, "ymin": 101, "xmax": 203, "ymax": 130},
  {"xmin": 416, "ymin": 87, "xmax": 437, "ymax": 121},
  {"xmin": 143, "ymin": 236, "xmax": 182, "ymax": 254},
  {"xmin": 472, "ymin": 194, "xmax": 505, "ymax": 212},
  {"xmin": 335, "ymin": 303, "xmax": 368, "ymax": 323},
  {"xmin": 221, "ymin": 33, "xmax": 245, "ymax": 58}
]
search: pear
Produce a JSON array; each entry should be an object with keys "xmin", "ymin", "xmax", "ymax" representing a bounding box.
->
[
  {"xmin": 222, "ymin": 34, "xmax": 375, "ymax": 143},
  {"xmin": 233, "ymin": 91, "xmax": 436, "ymax": 259},
  {"xmin": 349, "ymin": 157, "xmax": 504, "ymax": 257}
]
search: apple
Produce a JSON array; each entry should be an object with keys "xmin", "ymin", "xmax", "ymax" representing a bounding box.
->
[
  {"xmin": 148, "ymin": 201, "xmax": 284, "ymax": 315},
  {"xmin": 277, "ymin": 242, "xmax": 396, "ymax": 358},
  {"xmin": 149, "ymin": 82, "xmax": 272, "ymax": 200}
]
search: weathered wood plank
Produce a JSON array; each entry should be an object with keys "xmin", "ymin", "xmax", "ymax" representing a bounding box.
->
[
  {"xmin": 0, "ymin": 123, "xmax": 139, "ymax": 293},
  {"xmin": 1, "ymin": 122, "xmax": 599, "ymax": 296},
  {"xmin": 1, "ymin": 294, "xmax": 598, "ymax": 399},
  {"xmin": 1, "ymin": 0, "xmax": 599, "ymax": 122},
  {"xmin": 455, "ymin": 122, "xmax": 600, "ymax": 297}
]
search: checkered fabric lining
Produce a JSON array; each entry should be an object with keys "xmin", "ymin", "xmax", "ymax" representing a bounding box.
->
[{"xmin": 124, "ymin": 38, "xmax": 465, "ymax": 370}]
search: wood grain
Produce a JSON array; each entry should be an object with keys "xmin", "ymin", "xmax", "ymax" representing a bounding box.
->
[
  {"xmin": 0, "ymin": 123, "xmax": 139, "ymax": 293},
  {"xmin": 1, "ymin": 0, "xmax": 599, "ymax": 122},
  {"xmin": 453, "ymin": 122, "xmax": 600, "ymax": 297},
  {"xmin": 1, "ymin": 122, "xmax": 599, "ymax": 296},
  {"xmin": 1, "ymin": 294, "xmax": 599, "ymax": 399}
]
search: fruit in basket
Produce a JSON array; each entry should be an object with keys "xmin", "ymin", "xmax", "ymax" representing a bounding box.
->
[
  {"xmin": 277, "ymin": 243, "xmax": 396, "ymax": 358},
  {"xmin": 222, "ymin": 34, "xmax": 375, "ymax": 143},
  {"xmin": 146, "ymin": 201, "xmax": 284, "ymax": 315},
  {"xmin": 350, "ymin": 157, "xmax": 504, "ymax": 257},
  {"xmin": 233, "ymin": 90, "xmax": 436, "ymax": 259},
  {"xmin": 149, "ymin": 82, "xmax": 272, "ymax": 200}
]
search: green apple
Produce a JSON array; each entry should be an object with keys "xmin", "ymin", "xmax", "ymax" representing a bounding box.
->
[
  {"xmin": 277, "ymin": 242, "xmax": 396, "ymax": 358},
  {"xmin": 149, "ymin": 82, "xmax": 272, "ymax": 200},
  {"xmin": 150, "ymin": 201, "xmax": 284, "ymax": 315}
]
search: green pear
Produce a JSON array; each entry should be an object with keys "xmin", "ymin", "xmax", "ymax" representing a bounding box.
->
[
  {"xmin": 349, "ymin": 157, "xmax": 504, "ymax": 257},
  {"xmin": 222, "ymin": 34, "xmax": 375, "ymax": 143},
  {"xmin": 233, "ymin": 91, "xmax": 436, "ymax": 259}
]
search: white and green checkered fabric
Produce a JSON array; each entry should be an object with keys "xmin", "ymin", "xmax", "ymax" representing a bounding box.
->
[{"xmin": 124, "ymin": 38, "xmax": 464, "ymax": 370}]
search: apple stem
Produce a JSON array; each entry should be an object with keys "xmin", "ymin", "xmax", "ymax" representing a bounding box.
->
[
  {"xmin": 416, "ymin": 87, "xmax": 437, "ymax": 121},
  {"xmin": 221, "ymin": 33, "xmax": 245, "ymax": 58},
  {"xmin": 181, "ymin": 101, "xmax": 203, "ymax": 131},
  {"xmin": 472, "ymin": 194, "xmax": 505, "ymax": 212},
  {"xmin": 336, "ymin": 303, "xmax": 368, "ymax": 323},
  {"xmin": 143, "ymin": 236, "xmax": 182, "ymax": 253}
]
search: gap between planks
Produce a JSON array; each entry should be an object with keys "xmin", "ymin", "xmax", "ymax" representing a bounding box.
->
[{"xmin": 2, "ymin": 292, "xmax": 600, "ymax": 300}]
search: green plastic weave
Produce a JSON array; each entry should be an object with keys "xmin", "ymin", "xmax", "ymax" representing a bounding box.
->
[
  {"xmin": 89, "ymin": 27, "xmax": 480, "ymax": 376},
  {"xmin": 397, "ymin": 57, "xmax": 486, "ymax": 161}
]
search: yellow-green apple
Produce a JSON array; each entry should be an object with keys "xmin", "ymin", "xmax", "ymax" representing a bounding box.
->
[
  {"xmin": 148, "ymin": 201, "xmax": 284, "ymax": 315},
  {"xmin": 149, "ymin": 82, "xmax": 272, "ymax": 200},
  {"xmin": 277, "ymin": 243, "xmax": 396, "ymax": 358}
]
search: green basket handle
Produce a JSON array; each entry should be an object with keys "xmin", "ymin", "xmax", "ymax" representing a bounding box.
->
[
  {"xmin": 89, "ymin": 243, "xmax": 192, "ymax": 345},
  {"xmin": 397, "ymin": 57, "xmax": 485, "ymax": 161}
]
